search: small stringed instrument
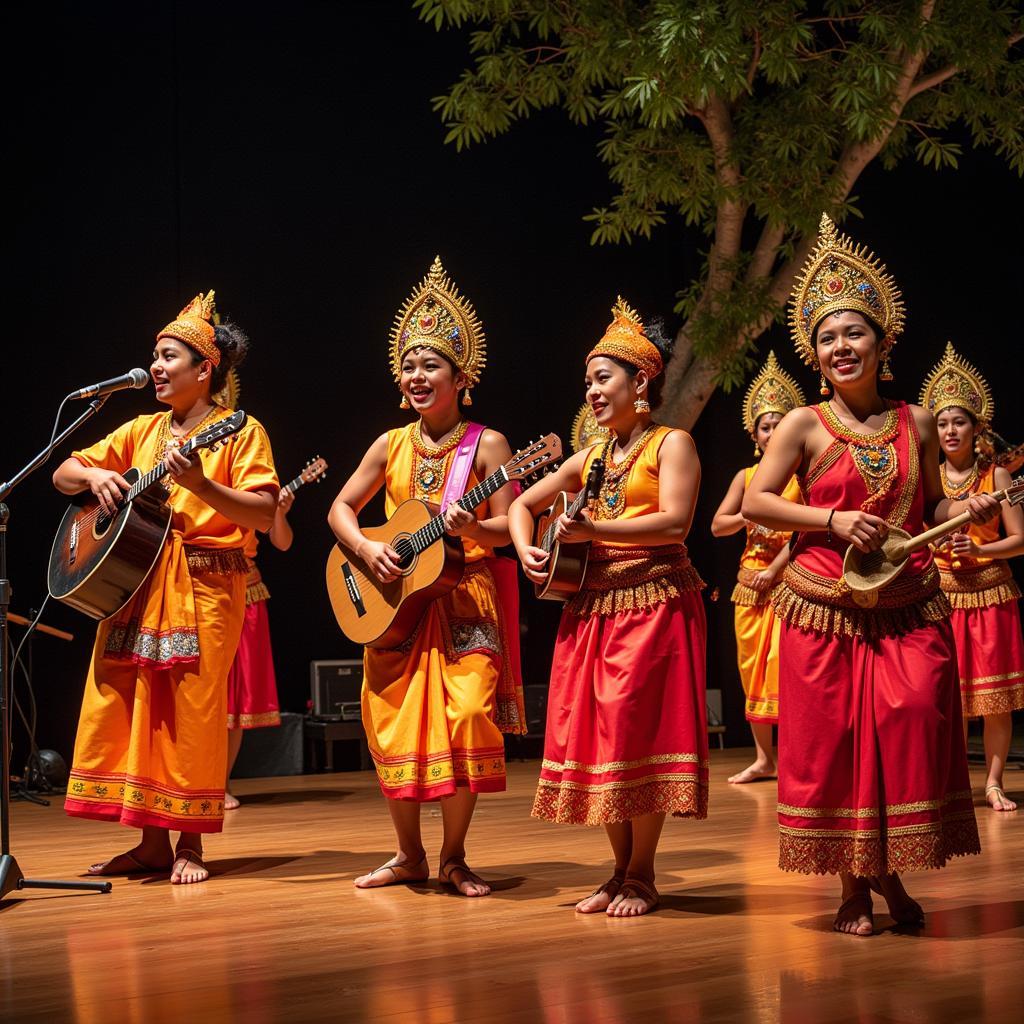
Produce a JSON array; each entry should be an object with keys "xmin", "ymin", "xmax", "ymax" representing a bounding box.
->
[
  {"xmin": 533, "ymin": 459, "xmax": 604, "ymax": 601},
  {"xmin": 282, "ymin": 456, "xmax": 329, "ymax": 496},
  {"xmin": 843, "ymin": 476, "xmax": 1024, "ymax": 605},
  {"xmin": 48, "ymin": 410, "xmax": 248, "ymax": 620},
  {"xmin": 326, "ymin": 434, "xmax": 562, "ymax": 648}
]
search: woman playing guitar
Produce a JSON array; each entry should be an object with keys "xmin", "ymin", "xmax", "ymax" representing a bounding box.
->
[
  {"xmin": 52, "ymin": 292, "xmax": 279, "ymax": 884},
  {"xmin": 327, "ymin": 257, "xmax": 523, "ymax": 897},
  {"xmin": 509, "ymin": 299, "xmax": 708, "ymax": 918}
]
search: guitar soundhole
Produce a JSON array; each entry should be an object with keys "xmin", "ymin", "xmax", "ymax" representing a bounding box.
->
[
  {"xmin": 93, "ymin": 512, "xmax": 114, "ymax": 539},
  {"xmin": 392, "ymin": 533, "xmax": 417, "ymax": 575}
]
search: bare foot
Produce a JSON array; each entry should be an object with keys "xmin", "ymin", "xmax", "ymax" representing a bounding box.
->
[
  {"xmin": 85, "ymin": 846, "xmax": 172, "ymax": 876},
  {"xmin": 986, "ymin": 784, "xmax": 1018, "ymax": 812},
  {"xmin": 171, "ymin": 847, "xmax": 209, "ymax": 884},
  {"xmin": 834, "ymin": 891, "xmax": 873, "ymax": 935},
  {"xmin": 438, "ymin": 856, "xmax": 491, "ymax": 897},
  {"xmin": 354, "ymin": 854, "xmax": 429, "ymax": 889},
  {"xmin": 575, "ymin": 872, "xmax": 626, "ymax": 914},
  {"xmin": 224, "ymin": 791, "xmax": 240, "ymax": 811},
  {"xmin": 869, "ymin": 874, "xmax": 925, "ymax": 927},
  {"xmin": 727, "ymin": 761, "xmax": 776, "ymax": 784},
  {"xmin": 607, "ymin": 876, "xmax": 658, "ymax": 918}
]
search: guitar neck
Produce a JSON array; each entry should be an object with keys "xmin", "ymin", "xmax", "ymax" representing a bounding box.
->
[
  {"xmin": 541, "ymin": 487, "xmax": 590, "ymax": 551},
  {"xmin": 900, "ymin": 484, "xmax": 1017, "ymax": 558},
  {"xmin": 126, "ymin": 437, "xmax": 198, "ymax": 502},
  {"xmin": 408, "ymin": 466, "xmax": 510, "ymax": 553},
  {"xmin": 283, "ymin": 474, "xmax": 306, "ymax": 496}
]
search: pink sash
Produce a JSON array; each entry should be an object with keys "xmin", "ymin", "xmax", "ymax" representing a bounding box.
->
[{"xmin": 438, "ymin": 421, "xmax": 526, "ymax": 735}]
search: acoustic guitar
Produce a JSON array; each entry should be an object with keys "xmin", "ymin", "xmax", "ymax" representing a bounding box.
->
[
  {"xmin": 47, "ymin": 410, "xmax": 248, "ymax": 620},
  {"xmin": 842, "ymin": 476, "xmax": 1024, "ymax": 606},
  {"xmin": 326, "ymin": 433, "xmax": 562, "ymax": 648},
  {"xmin": 532, "ymin": 459, "xmax": 604, "ymax": 601},
  {"xmin": 282, "ymin": 456, "xmax": 329, "ymax": 496}
]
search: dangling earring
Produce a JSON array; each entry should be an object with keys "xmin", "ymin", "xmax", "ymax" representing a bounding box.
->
[
  {"xmin": 634, "ymin": 396, "xmax": 650, "ymax": 414},
  {"xmin": 880, "ymin": 352, "xmax": 894, "ymax": 382},
  {"xmin": 462, "ymin": 387, "xmax": 473, "ymax": 407},
  {"xmin": 753, "ymin": 441, "xmax": 762, "ymax": 459},
  {"xmin": 819, "ymin": 373, "xmax": 830, "ymax": 397},
  {"xmin": 399, "ymin": 393, "xmax": 410, "ymax": 410}
]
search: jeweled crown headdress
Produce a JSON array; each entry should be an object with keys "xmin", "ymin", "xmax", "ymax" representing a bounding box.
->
[
  {"xmin": 742, "ymin": 351, "xmax": 805, "ymax": 434},
  {"xmin": 389, "ymin": 256, "xmax": 486, "ymax": 401},
  {"xmin": 920, "ymin": 341, "xmax": 993, "ymax": 426},
  {"xmin": 571, "ymin": 403, "xmax": 610, "ymax": 453},
  {"xmin": 789, "ymin": 214, "xmax": 905, "ymax": 367},
  {"xmin": 586, "ymin": 296, "xmax": 664, "ymax": 379},
  {"xmin": 157, "ymin": 290, "xmax": 219, "ymax": 365}
]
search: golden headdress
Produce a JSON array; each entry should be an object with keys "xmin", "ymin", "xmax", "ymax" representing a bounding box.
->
[
  {"xmin": 586, "ymin": 297, "xmax": 664, "ymax": 379},
  {"xmin": 571, "ymin": 403, "xmax": 610, "ymax": 453},
  {"xmin": 389, "ymin": 256, "xmax": 486, "ymax": 402},
  {"xmin": 157, "ymin": 290, "xmax": 219, "ymax": 365},
  {"xmin": 789, "ymin": 214, "xmax": 905, "ymax": 367},
  {"xmin": 919, "ymin": 341, "xmax": 993, "ymax": 426},
  {"xmin": 741, "ymin": 351, "xmax": 805, "ymax": 434}
]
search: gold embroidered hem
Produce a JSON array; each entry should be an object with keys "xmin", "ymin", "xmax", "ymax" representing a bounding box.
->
[
  {"xmin": 569, "ymin": 546, "xmax": 705, "ymax": 617},
  {"xmin": 773, "ymin": 561, "xmax": 949, "ymax": 640},
  {"xmin": 533, "ymin": 776, "xmax": 708, "ymax": 826},
  {"xmin": 964, "ymin": 678, "xmax": 1024, "ymax": 717},
  {"xmin": 227, "ymin": 709, "xmax": 281, "ymax": 729},
  {"xmin": 746, "ymin": 694, "xmax": 778, "ymax": 720},
  {"xmin": 370, "ymin": 745, "xmax": 507, "ymax": 800},
  {"xmin": 185, "ymin": 546, "xmax": 249, "ymax": 576},
  {"xmin": 939, "ymin": 564, "xmax": 1021, "ymax": 609},
  {"xmin": 103, "ymin": 619, "xmax": 199, "ymax": 666},
  {"xmin": 778, "ymin": 814, "xmax": 980, "ymax": 876}
]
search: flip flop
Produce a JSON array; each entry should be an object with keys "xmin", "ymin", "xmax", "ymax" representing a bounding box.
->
[
  {"xmin": 608, "ymin": 875, "xmax": 659, "ymax": 916},
  {"xmin": 438, "ymin": 856, "xmax": 490, "ymax": 897},
  {"xmin": 576, "ymin": 871, "xmax": 626, "ymax": 913},
  {"xmin": 355, "ymin": 855, "xmax": 429, "ymax": 888},
  {"xmin": 85, "ymin": 850, "xmax": 171, "ymax": 877},
  {"xmin": 171, "ymin": 848, "xmax": 210, "ymax": 884}
]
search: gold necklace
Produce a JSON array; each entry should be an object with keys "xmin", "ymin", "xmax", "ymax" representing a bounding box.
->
[
  {"xmin": 596, "ymin": 424, "xmax": 658, "ymax": 519},
  {"xmin": 155, "ymin": 406, "xmax": 223, "ymax": 475},
  {"xmin": 409, "ymin": 419, "xmax": 469, "ymax": 498},
  {"xmin": 941, "ymin": 460, "xmax": 979, "ymax": 500}
]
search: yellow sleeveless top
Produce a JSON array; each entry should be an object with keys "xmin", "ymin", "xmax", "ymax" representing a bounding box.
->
[
  {"xmin": 934, "ymin": 461, "xmax": 1020, "ymax": 609},
  {"xmin": 384, "ymin": 422, "xmax": 492, "ymax": 563},
  {"xmin": 574, "ymin": 424, "xmax": 703, "ymax": 616},
  {"xmin": 732, "ymin": 468, "xmax": 801, "ymax": 605}
]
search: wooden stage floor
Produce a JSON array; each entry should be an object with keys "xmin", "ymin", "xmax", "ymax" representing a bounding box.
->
[{"xmin": 2, "ymin": 751, "xmax": 1021, "ymax": 1024}]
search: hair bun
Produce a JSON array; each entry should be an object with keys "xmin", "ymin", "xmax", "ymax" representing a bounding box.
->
[{"xmin": 644, "ymin": 317, "xmax": 675, "ymax": 359}]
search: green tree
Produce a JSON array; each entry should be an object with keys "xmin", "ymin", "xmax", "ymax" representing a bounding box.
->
[{"xmin": 416, "ymin": 0, "xmax": 1023, "ymax": 427}]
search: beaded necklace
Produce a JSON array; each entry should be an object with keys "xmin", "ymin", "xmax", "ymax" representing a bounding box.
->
[
  {"xmin": 819, "ymin": 401, "xmax": 900, "ymax": 512},
  {"xmin": 154, "ymin": 405, "xmax": 225, "ymax": 490},
  {"xmin": 595, "ymin": 424, "xmax": 659, "ymax": 519},
  {"xmin": 940, "ymin": 460, "xmax": 980, "ymax": 501},
  {"xmin": 409, "ymin": 419, "xmax": 469, "ymax": 499}
]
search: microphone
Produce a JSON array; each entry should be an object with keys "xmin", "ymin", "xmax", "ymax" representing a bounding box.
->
[{"xmin": 67, "ymin": 368, "xmax": 150, "ymax": 400}]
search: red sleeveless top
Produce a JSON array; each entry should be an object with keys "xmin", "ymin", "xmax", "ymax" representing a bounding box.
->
[{"xmin": 772, "ymin": 401, "xmax": 949, "ymax": 640}]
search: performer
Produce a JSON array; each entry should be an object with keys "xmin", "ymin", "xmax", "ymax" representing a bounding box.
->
[
  {"xmin": 920, "ymin": 342, "xmax": 1024, "ymax": 812},
  {"xmin": 711, "ymin": 352, "xmax": 804, "ymax": 784},
  {"xmin": 742, "ymin": 215, "xmax": 996, "ymax": 936},
  {"xmin": 328, "ymin": 257, "xmax": 525, "ymax": 898},
  {"xmin": 224, "ymin": 487, "xmax": 295, "ymax": 810},
  {"xmin": 53, "ymin": 292, "xmax": 279, "ymax": 884},
  {"xmin": 509, "ymin": 299, "xmax": 707, "ymax": 918}
]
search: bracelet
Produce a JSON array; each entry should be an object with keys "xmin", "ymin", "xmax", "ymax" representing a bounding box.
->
[{"xmin": 826, "ymin": 508, "xmax": 836, "ymax": 545}]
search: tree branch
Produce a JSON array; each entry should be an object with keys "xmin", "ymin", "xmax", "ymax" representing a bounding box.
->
[
  {"xmin": 908, "ymin": 31, "xmax": 1023, "ymax": 98},
  {"xmin": 746, "ymin": 221, "xmax": 785, "ymax": 283}
]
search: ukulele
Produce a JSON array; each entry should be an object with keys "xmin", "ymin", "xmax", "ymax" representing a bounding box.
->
[
  {"xmin": 282, "ymin": 456, "xmax": 329, "ymax": 496},
  {"xmin": 842, "ymin": 476, "xmax": 1024, "ymax": 606},
  {"xmin": 326, "ymin": 434, "xmax": 562, "ymax": 648},
  {"xmin": 48, "ymin": 410, "xmax": 248, "ymax": 620},
  {"xmin": 532, "ymin": 459, "xmax": 604, "ymax": 601}
]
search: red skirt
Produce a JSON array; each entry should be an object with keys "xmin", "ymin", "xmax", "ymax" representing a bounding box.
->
[
  {"xmin": 777, "ymin": 618, "xmax": 979, "ymax": 876},
  {"xmin": 533, "ymin": 590, "xmax": 708, "ymax": 826},
  {"xmin": 226, "ymin": 600, "xmax": 281, "ymax": 729},
  {"xmin": 950, "ymin": 602, "xmax": 1024, "ymax": 717}
]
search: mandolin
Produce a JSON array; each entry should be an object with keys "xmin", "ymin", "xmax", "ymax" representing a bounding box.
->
[
  {"xmin": 532, "ymin": 459, "xmax": 604, "ymax": 601},
  {"xmin": 326, "ymin": 434, "xmax": 562, "ymax": 648},
  {"xmin": 842, "ymin": 476, "xmax": 1024, "ymax": 605},
  {"xmin": 48, "ymin": 410, "xmax": 248, "ymax": 620}
]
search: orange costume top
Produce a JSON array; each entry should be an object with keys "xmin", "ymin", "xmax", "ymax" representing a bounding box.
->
[
  {"xmin": 732, "ymin": 469, "xmax": 802, "ymax": 606},
  {"xmin": 71, "ymin": 407, "xmax": 279, "ymax": 665},
  {"xmin": 933, "ymin": 462, "xmax": 1021, "ymax": 609}
]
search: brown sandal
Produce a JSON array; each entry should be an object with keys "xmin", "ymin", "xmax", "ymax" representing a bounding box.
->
[
  {"xmin": 85, "ymin": 850, "xmax": 172, "ymax": 877},
  {"xmin": 355, "ymin": 855, "xmax": 429, "ymax": 888},
  {"xmin": 438, "ymin": 856, "xmax": 490, "ymax": 897},
  {"xmin": 171, "ymin": 848, "xmax": 210, "ymax": 884},
  {"xmin": 608, "ymin": 875, "xmax": 659, "ymax": 916},
  {"xmin": 576, "ymin": 871, "xmax": 626, "ymax": 913}
]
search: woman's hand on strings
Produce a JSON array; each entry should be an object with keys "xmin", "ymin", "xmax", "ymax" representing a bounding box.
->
[
  {"xmin": 517, "ymin": 545, "xmax": 550, "ymax": 584},
  {"xmin": 87, "ymin": 468, "xmax": 132, "ymax": 516},
  {"xmin": 163, "ymin": 446, "xmax": 207, "ymax": 494},
  {"xmin": 830, "ymin": 510, "xmax": 889, "ymax": 552},
  {"xmin": 443, "ymin": 502, "xmax": 477, "ymax": 538},
  {"xmin": 357, "ymin": 539, "xmax": 404, "ymax": 583},
  {"xmin": 553, "ymin": 511, "xmax": 595, "ymax": 544}
]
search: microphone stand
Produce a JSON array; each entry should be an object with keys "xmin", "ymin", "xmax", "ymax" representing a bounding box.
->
[{"xmin": 1, "ymin": 396, "xmax": 114, "ymax": 900}]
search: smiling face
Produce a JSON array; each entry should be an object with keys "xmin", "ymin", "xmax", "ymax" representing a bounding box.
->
[
  {"xmin": 814, "ymin": 310, "xmax": 885, "ymax": 390},
  {"xmin": 752, "ymin": 411, "xmax": 783, "ymax": 455},
  {"xmin": 935, "ymin": 406, "xmax": 976, "ymax": 459},
  {"xmin": 400, "ymin": 346, "xmax": 466, "ymax": 415},
  {"xmin": 151, "ymin": 338, "xmax": 211, "ymax": 407},
  {"xmin": 585, "ymin": 356, "xmax": 649, "ymax": 431}
]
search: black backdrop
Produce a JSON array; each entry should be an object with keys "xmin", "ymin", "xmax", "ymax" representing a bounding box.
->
[{"xmin": 5, "ymin": 1, "xmax": 1021, "ymax": 769}]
